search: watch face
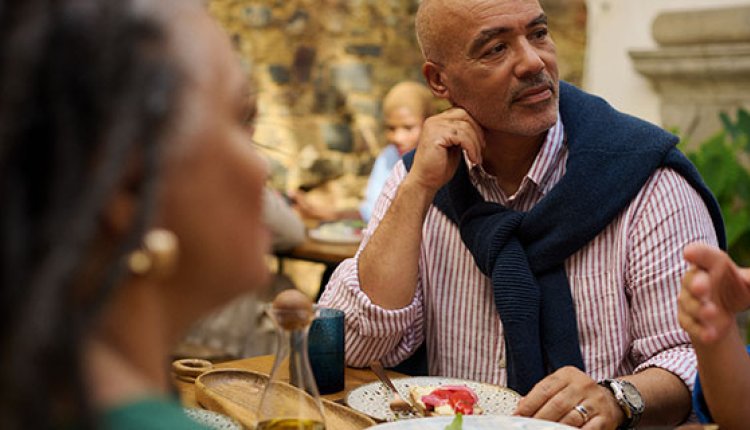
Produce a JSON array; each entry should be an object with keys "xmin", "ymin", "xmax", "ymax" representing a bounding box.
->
[{"xmin": 621, "ymin": 382, "xmax": 645, "ymax": 411}]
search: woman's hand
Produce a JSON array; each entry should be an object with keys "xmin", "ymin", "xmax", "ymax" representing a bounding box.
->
[{"xmin": 679, "ymin": 243, "xmax": 750, "ymax": 344}]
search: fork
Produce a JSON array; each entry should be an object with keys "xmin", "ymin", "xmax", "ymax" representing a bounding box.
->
[{"xmin": 369, "ymin": 360, "xmax": 420, "ymax": 416}]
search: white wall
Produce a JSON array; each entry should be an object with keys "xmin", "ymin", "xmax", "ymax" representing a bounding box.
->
[{"xmin": 583, "ymin": 0, "xmax": 750, "ymax": 124}]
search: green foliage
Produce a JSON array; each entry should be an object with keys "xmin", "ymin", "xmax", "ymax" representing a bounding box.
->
[{"xmin": 680, "ymin": 109, "xmax": 750, "ymax": 265}]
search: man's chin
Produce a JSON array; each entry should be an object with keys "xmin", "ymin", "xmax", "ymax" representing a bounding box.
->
[{"xmin": 515, "ymin": 100, "xmax": 558, "ymax": 133}]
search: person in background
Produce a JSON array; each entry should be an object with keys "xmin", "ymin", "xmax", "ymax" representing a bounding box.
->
[
  {"xmin": 319, "ymin": 0, "xmax": 725, "ymax": 428},
  {"xmin": 0, "ymin": 0, "xmax": 271, "ymax": 428},
  {"xmin": 244, "ymin": 86, "xmax": 307, "ymax": 251},
  {"xmin": 679, "ymin": 243, "xmax": 750, "ymax": 429},
  {"xmin": 264, "ymin": 187, "xmax": 306, "ymax": 251},
  {"xmin": 360, "ymin": 81, "xmax": 436, "ymax": 222},
  {"xmin": 292, "ymin": 81, "xmax": 436, "ymax": 223}
]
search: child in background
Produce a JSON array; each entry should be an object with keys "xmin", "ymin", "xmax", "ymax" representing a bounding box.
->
[{"xmin": 293, "ymin": 81, "xmax": 436, "ymax": 223}]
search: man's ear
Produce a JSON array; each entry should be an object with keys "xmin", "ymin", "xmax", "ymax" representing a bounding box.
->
[{"xmin": 423, "ymin": 61, "xmax": 450, "ymax": 100}]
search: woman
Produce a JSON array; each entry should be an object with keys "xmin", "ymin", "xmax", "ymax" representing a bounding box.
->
[
  {"xmin": 293, "ymin": 81, "xmax": 436, "ymax": 223},
  {"xmin": 0, "ymin": 0, "xmax": 270, "ymax": 428}
]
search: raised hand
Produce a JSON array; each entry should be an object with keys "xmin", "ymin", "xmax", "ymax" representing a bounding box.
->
[
  {"xmin": 406, "ymin": 107, "xmax": 485, "ymax": 193},
  {"xmin": 679, "ymin": 243, "xmax": 750, "ymax": 345}
]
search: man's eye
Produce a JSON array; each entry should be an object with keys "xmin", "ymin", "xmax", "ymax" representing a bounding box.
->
[
  {"xmin": 532, "ymin": 28, "xmax": 548, "ymax": 40},
  {"xmin": 486, "ymin": 43, "xmax": 506, "ymax": 56}
]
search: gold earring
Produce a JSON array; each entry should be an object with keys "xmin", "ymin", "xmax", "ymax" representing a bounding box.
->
[{"xmin": 127, "ymin": 229, "xmax": 179, "ymax": 277}]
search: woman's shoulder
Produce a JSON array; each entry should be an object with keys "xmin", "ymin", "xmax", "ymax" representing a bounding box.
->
[{"xmin": 102, "ymin": 397, "xmax": 211, "ymax": 430}]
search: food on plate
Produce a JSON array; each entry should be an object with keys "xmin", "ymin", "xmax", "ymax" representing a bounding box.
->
[
  {"xmin": 444, "ymin": 413, "xmax": 463, "ymax": 430},
  {"xmin": 409, "ymin": 385, "xmax": 483, "ymax": 416}
]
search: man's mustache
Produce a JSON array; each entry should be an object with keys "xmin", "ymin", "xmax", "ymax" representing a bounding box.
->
[{"xmin": 511, "ymin": 73, "xmax": 555, "ymax": 101}]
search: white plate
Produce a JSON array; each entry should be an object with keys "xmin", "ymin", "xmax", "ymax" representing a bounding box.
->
[
  {"xmin": 344, "ymin": 376, "xmax": 521, "ymax": 422},
  {"xmin": 308, "ymin": 223, "xmax": 363, "ymax": 244},
  {"xmin": 369, "ymin": 415, "xmax": 576, "ymax": 429},
  {"xmin": 184, "ymin": 407, "xmax": 242, "ymax": 430}
]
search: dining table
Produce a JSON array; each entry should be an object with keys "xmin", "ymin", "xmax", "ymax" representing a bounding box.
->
[
  {"xmin": 275, "ymin": 236, "xmax": 360, "ymax": 268},
  {"xmin": 175, "ymin": 354, "xmax": 405, "ymax": 409},
  {"xmin": 175, "ymin": 355, "xmax": 721, "ymax": 430},
  {"xmin": 274, "ymin": 218, "xmax": 359, "ymax": 270}
]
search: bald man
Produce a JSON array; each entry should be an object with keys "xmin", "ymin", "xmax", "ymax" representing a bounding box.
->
[{"xmin": 319, "ymin": 0, "xmax": 724, "ymax": 428}]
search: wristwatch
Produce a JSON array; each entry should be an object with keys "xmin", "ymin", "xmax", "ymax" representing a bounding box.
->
[{"xmin": 598, "ymin": 378, "xmax": 645, "ymax": 429}]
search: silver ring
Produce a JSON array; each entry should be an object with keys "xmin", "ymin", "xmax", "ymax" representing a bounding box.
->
[{"xmin": 574, "ymin": 404, "xmax": 589, "ymax": 423}]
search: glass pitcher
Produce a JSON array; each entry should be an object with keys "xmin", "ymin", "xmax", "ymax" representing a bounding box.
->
[{"xmin": 256, "ymin": 297, "xmax": 325, "ymax": 430}]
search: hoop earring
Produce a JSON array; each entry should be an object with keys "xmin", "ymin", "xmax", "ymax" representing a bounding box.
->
[{"xmin": 127, "ymin": 229, "xmax": 179, "ymax": 277}]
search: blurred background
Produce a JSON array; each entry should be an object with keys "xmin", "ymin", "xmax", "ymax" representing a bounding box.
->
[{"xmin": 205, "ymin": 0, "xmax": 750, "ymax": 335}]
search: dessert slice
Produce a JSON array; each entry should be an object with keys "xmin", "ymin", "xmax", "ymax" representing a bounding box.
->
[{"xmin": 409, "ymin": 385, "xmax": 483, "ymax": 416}]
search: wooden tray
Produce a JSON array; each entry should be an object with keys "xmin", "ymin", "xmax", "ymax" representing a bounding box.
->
[{"xmin": 195, "ymin": 368, "xmax": 375, "ymax": 429}]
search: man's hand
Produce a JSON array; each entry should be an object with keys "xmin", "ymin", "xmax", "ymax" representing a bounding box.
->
[
  {"xmin": 679, "ymin": 243, "xmax": 750, "ymax": 345},
  {"xmin": 514, "ymin": 366, "xmax": 623, "ymax": 429},
  {"xmin": 406, "ymin": 107, "xmax": 485, "ymax": 192}
]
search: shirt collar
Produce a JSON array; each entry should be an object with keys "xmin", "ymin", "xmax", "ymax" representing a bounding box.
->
[{"xmin": 465, "ymin": 114, "xmax": 566, "ymax": 197}]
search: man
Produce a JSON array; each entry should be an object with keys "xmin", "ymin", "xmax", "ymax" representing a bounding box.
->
[{"xmin": 319, "ymin": 0, "xmax": 724, "ymax": 428}]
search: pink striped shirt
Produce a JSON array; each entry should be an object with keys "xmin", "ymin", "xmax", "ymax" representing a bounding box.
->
[{"xmin": 318, "ymin": 119, "xmax": 717, "ymax": 392}]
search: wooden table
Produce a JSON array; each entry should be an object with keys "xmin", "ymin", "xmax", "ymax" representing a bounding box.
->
[
  {"xmin": 176, "ymin": 354, "xmax": 405, "ymax": 408},
  {"xmin": 276, "ymin": 237, "xmax": 360, "ymax": 267}
]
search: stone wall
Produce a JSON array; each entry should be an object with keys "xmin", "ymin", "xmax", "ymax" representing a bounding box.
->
[
  {"xmin": 208, "ymin": 0, "xmax": 423, "ymax": 206},
  {"xmin": 208, "ymin": 0, "xmax": 586, "ymax": 208}
]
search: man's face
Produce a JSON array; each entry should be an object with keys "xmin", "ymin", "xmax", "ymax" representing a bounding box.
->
[{"xmin": 432, "ymin": 0, "xmax": 559, "ymax": 138}]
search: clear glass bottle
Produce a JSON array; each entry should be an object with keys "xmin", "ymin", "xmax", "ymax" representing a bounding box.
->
[{"xmin": 257, "ymin": 291, "xmax": 326, "ymax": 430}]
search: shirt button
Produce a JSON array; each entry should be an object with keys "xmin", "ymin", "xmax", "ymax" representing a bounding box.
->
[{"xmin": 498, "ymin": 356, "xmax": 506, "ymax": 369}]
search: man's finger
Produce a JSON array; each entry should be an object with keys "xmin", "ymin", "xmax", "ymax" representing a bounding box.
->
[
  {"xmin": 458, "ymin": 113, "xmax": 485, "ymax": 153},
  {"xmin": 582, "ymin": 415, "xmax": 608, "ymax": 430},
  {"xmin": 531, "ymin": 385, "xmax": 582, "ymax": 422},
  {"xmin": 560, "ymin": 406, "xmax": 587, "ymax": 428},
  {"xmin": 514, "ymin": 374, "xmax": 567, "ymax": 416}
]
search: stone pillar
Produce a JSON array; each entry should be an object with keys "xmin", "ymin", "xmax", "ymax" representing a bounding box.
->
[{"xmin": 629, "ymin": 5, "xmax": 750, "ymax": 144}]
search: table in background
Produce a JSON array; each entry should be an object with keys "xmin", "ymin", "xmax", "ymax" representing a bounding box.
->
[
  {"xmin": 275, "ymin": 238, "xmax": 359, "ymax": 267},
  {"xmin": 176, "ymin": 354, "xmax": 405, "ymax": 407},
  {"xmin": 275, "ymin": 223, "xmax": 360, "ymax": 299}
]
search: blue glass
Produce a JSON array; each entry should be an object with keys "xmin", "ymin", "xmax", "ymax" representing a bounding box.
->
[{"xmin": 307, "ymin": 307, "xmax": 345, "ymax": 394}]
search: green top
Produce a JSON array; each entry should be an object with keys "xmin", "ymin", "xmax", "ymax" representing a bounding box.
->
[{"xmin": 101, "ymin": 397, "xmax": 210, "ymax": 430}]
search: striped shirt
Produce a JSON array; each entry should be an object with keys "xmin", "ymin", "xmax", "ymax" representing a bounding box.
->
[{"xmin": 318, "ymin": 118, "xmax": 717, "ymax": 391}]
